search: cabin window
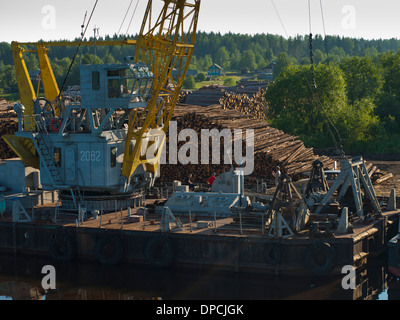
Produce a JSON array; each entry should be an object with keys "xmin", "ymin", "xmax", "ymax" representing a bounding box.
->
[
  {"xmin": 54, "ymin": 148, "xmax": 62, "ymax": 167},
  {"xmin": 121, "ymin": 78, "xmax": 135, "ymax": 98},
  {"xmin": 108, "ymin": 79, "xmax": 120, "ymax": 98},
  {"xmin": 110, "ymin": 147, "xmax": 117, "ymax": 168},
  {"xmin": 92, "ymin": 71, "xmax": 100, "ymax": 90},
  {"xmin": 107, "ymin": 70, "xmax": 119, "ymax": 77}
]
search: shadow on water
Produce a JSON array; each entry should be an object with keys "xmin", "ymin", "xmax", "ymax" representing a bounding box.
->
[{"xmin": 0, "ymin": 253, "xmax": 399, "ymax": 300}]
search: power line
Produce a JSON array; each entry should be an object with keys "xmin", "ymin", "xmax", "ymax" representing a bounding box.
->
[
  {"xmin": 59, "ymin": 0, "xmax": 99, "ymax": 95},
  {"xmin": 270, "ymin": 0, "xmax": 289, "ymax": 38},
  {"xmin": 125, "ymin": 0, "xmax": 140, "ymax": 37},
  {"xmin": 269, "ymin": 0, "xmax": 346, "ymax": 158},
  {"xmin": 319, "ymin": 0, "xmax": 330, "ymax": 61},
  {"xmin": 118, "ymin": 0, "xmax": 134, "ymax": 37},
  {"xmin": 308, "ymin": 0, "xmax": 312, "ymax": 34}
]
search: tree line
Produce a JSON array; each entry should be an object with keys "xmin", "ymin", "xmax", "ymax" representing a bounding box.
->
[
  {"xmin": 1, "ymin": 32, "xmax": 400, "ymax": 154},
  {"xmin": 1, "ymin": 32, "xmax": 400, "ymax": 91},
  {"xmin": 265, "ymin": 52, "xmax": 400, "ymax": 155}
]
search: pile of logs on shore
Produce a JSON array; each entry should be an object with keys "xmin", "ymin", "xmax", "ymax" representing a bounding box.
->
[
  {"xmin": 160, "ymin": 103, "xmax": 394, "ymax": 186},
  {"xmin": 159, "ymin": 104, "xmax": 336, "ymax": 185},
  {"xmin": 0, "ymin": 111, "xmax": 18, "ymax": 159},
  {"xmin": 184, "ymin": 85, "xmax": 226, "ymax": 106},
  {"xmin": 235, "ymin": 80, "xmax": 268, "ymax": 95},
  {"xmin": 183, "ymin": 81, "xmax": 268, "ymax": 107},
  {"xmin": 219, "ymin": 88, "xmax": 267, "ymax": 121}
]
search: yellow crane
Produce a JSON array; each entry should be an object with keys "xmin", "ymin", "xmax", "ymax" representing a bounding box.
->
[{"xmin": 5, "ymin": 0, "xmax": 200, "ymax": 191}]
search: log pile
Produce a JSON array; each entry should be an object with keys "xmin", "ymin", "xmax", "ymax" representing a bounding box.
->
[
  {"xmin": 219, "ymin": 88, "xmax": 267, "ymax": 120},
  {"xmin": 0, "ymin": 110, "xmax": 18, "ymax": 159},
  {"xmin": 183, "ymin": 81, "xmax": 268, "ymax": 107},
  {"xmin": 160, "ymin": 104, "xmax": 393, "ymax": 186},
  {"xmin": 159, "ymin": 104, "xmax": 336, "ymax": 184},
  {"xmin": 184, "ymin": 85, "xmax": 225, "ymax": 106},
  {"xmin": 235, "ymin": 80, "xmax": 268, "ymax": 96},
  {"xmin": 0, "ymin": 100, "xmax": 393, "ymax": 187},
  {"xmin": 0, "ymin": 98, "xmax": 13, "ymax": 111},
  {"xmin": 178, "ymin": 90, "xmax": 192, "ymax": 104}
]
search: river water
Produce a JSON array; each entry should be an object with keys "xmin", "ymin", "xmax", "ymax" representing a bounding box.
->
[{"xmin": 0, "ymin": 253, "xmax": 399, "ymax": 301}]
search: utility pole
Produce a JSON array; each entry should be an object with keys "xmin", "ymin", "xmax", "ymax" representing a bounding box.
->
[{"xmin": 94, "ymin": 26, "xmax": 100, "ymax": 64}]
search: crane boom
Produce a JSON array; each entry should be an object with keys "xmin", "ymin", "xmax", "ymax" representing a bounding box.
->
[
  {"xmin": 121, "ymin": 0, "xmax": 200, "ymax": 186},
  {"xmin": 5, "ymin": 0, "xmax": 201, "ymax": 196}
]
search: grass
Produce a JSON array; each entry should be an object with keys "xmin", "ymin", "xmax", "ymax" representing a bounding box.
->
[
  {"xmin": 0, "ymin": 93, "xmax": 19, "ymax": 102},
  {"xmin": 191, "ymin": 75, "xmax": 243, "ymax": 90}
]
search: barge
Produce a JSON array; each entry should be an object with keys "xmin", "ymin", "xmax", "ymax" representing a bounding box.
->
[
  {"xmin": 0, "ymin": 192, "xmax": 398, "ymax": 277},
  {"xmin": 1, "ymin": 0, "xmax": 398, "ymax": 279}
]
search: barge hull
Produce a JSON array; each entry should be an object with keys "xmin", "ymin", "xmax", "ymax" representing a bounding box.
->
[{"xmin": 0, "ymin": 210, "xmax": 398, "ymax": 277}]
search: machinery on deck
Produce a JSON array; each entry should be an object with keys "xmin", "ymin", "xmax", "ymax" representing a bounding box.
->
[{"xmin": 4, "ymin": 0, "xmax": 201, "ymax": 210}]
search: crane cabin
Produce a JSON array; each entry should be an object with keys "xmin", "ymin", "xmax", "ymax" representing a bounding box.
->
[{"xmin": 12, "ymin": 61, "xmax": 163, "ymax": 195}]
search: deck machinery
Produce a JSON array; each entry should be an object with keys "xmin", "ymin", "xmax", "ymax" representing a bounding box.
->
[{"xmin": 4, "ymin": 0, "xmax": 201, "ymax": 211}]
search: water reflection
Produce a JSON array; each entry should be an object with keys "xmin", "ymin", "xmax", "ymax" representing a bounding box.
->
[{"xmin": 0, "ymin": 253, "xmax": 398, "ymax": 300}]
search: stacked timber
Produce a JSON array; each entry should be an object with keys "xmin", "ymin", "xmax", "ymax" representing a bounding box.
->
[
  {"xmin": 160, "ymin": 104, "xmax": 393, "ymax": 186},
  {"xmin": 178, "ymin": 90, "xmax": 192, "ymax": 103},
  {"xmin": 184, "ymin": 85, "xmax": 225, "ymax": 106},
  {"xmin": 0, "ymin": 98, "xmax": 13, "ymax": 111},
  {"xmin": 183, "ymin": 81, "xmax": 268, "ymax": 107},
  {"xmin": 159, "ymin": 104, "xmax": 335, "ymax": 184},
  {"xmin": 0, "ymin": 110, "xmax": 18, "ymax": 159},
  {"xmin": 219, "ymin": 88, "xmax": 267, "ymax": 120},
  {"xmin": 234, "ymin": 80, "xmax": 268, "ymax": 95}
]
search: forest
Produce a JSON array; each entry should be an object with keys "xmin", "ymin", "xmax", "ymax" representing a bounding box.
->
[{"xmin": 1, "ymin": 32, "xmax": 400, "ymax": 155}]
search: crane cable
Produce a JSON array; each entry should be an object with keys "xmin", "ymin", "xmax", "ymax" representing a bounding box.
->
[
  {"xmin": 308, "ymin": 0, "xmax": 346, "ymax": 158},
  {"xmin": 118, "ymin": 0, "xmax": 134, "ymax": 36},
  {"xmin": 125, "ymin": 0, "xmax": 140, "ymax": 37},
  {"xmin": 271, "ymin": 0, "xmax": 346, "ymax": 158},
  {"xmin": 58, "ymin": 0, "xmax": 99, "ymax": 97},
  {"xmin": 308, "ymin": 0, "xmax": 316, "ymax": 89}
]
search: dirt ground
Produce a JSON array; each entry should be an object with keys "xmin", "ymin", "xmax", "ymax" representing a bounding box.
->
[{"xmin": 368, "ymin": 160, "xmax": 400, "ymax": 197}]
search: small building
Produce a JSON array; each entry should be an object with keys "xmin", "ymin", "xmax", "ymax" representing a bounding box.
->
[
  {"xmin": 265, "ymin": 61, "xmax": 276, "ymax": 74},
  {"xmin": 258, "ymin": 71, "xmax": 273, "ymax": 81},
  {"xmin": 207, "ymin": 64, "xmax": 224, "ymax": 77},
  {"xmin": 258, "ymin": 62, "xmax": 276, "ymax": 81}
]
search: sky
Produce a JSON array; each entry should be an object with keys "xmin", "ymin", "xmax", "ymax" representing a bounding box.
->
[{"xmin": 1, "ymin": 0, "xmax": 400, "ymax": 43}]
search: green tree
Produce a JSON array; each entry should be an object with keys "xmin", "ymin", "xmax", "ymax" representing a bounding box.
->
[
  {"xmin": 336, "ymin": 98, "xmax": 381, "ymax": 144},
  {"xmin": 230, "ymin": 49, "xmax": 241, "ymax": 71},
  {"xmin": 265, "ymin": 64, "xmax": 348, "ymax": 147},
  {"xmin": 198, "ymin": 54, "xmax": 213, "ymax": 71},
  {"xmin": 273, "ymin": 52, "xmax": 291, "ymax": 77},
  {"xmin": 377, "ymin": 51, "xmax": 400, "ymax": 131},
  {"xmin": 340, "ymin": 56, "xmax": 383, "ymax": 105},
  {"xmin": 195, "ymin": 72, "xmax": 207, "ymax": 82},
  {"xmin": 314, "ymin": 49, "xmax": 326, "ymax": 64},
  {"xmin": 1, "ymin": 65, "xmax": 17, "ymax": 91},
  {"xmin": 223, "ymin": 77, "xmax": 236, "ymax": 87},
  {"xmin": 215, "ymin": 46, "xmax": 230, "ymax": 69},
  {"xmin": 239, "ymin": 50, "xmax": 257, "ymax": 73},
  {"xmin": 183, "ymin": 75, "xmax": 196, "ymax": 89}
]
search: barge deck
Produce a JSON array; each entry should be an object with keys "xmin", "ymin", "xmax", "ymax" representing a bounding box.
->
[{"xmin": 0, "ymin": 199, "xmax": 398, "ymax": 277}]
